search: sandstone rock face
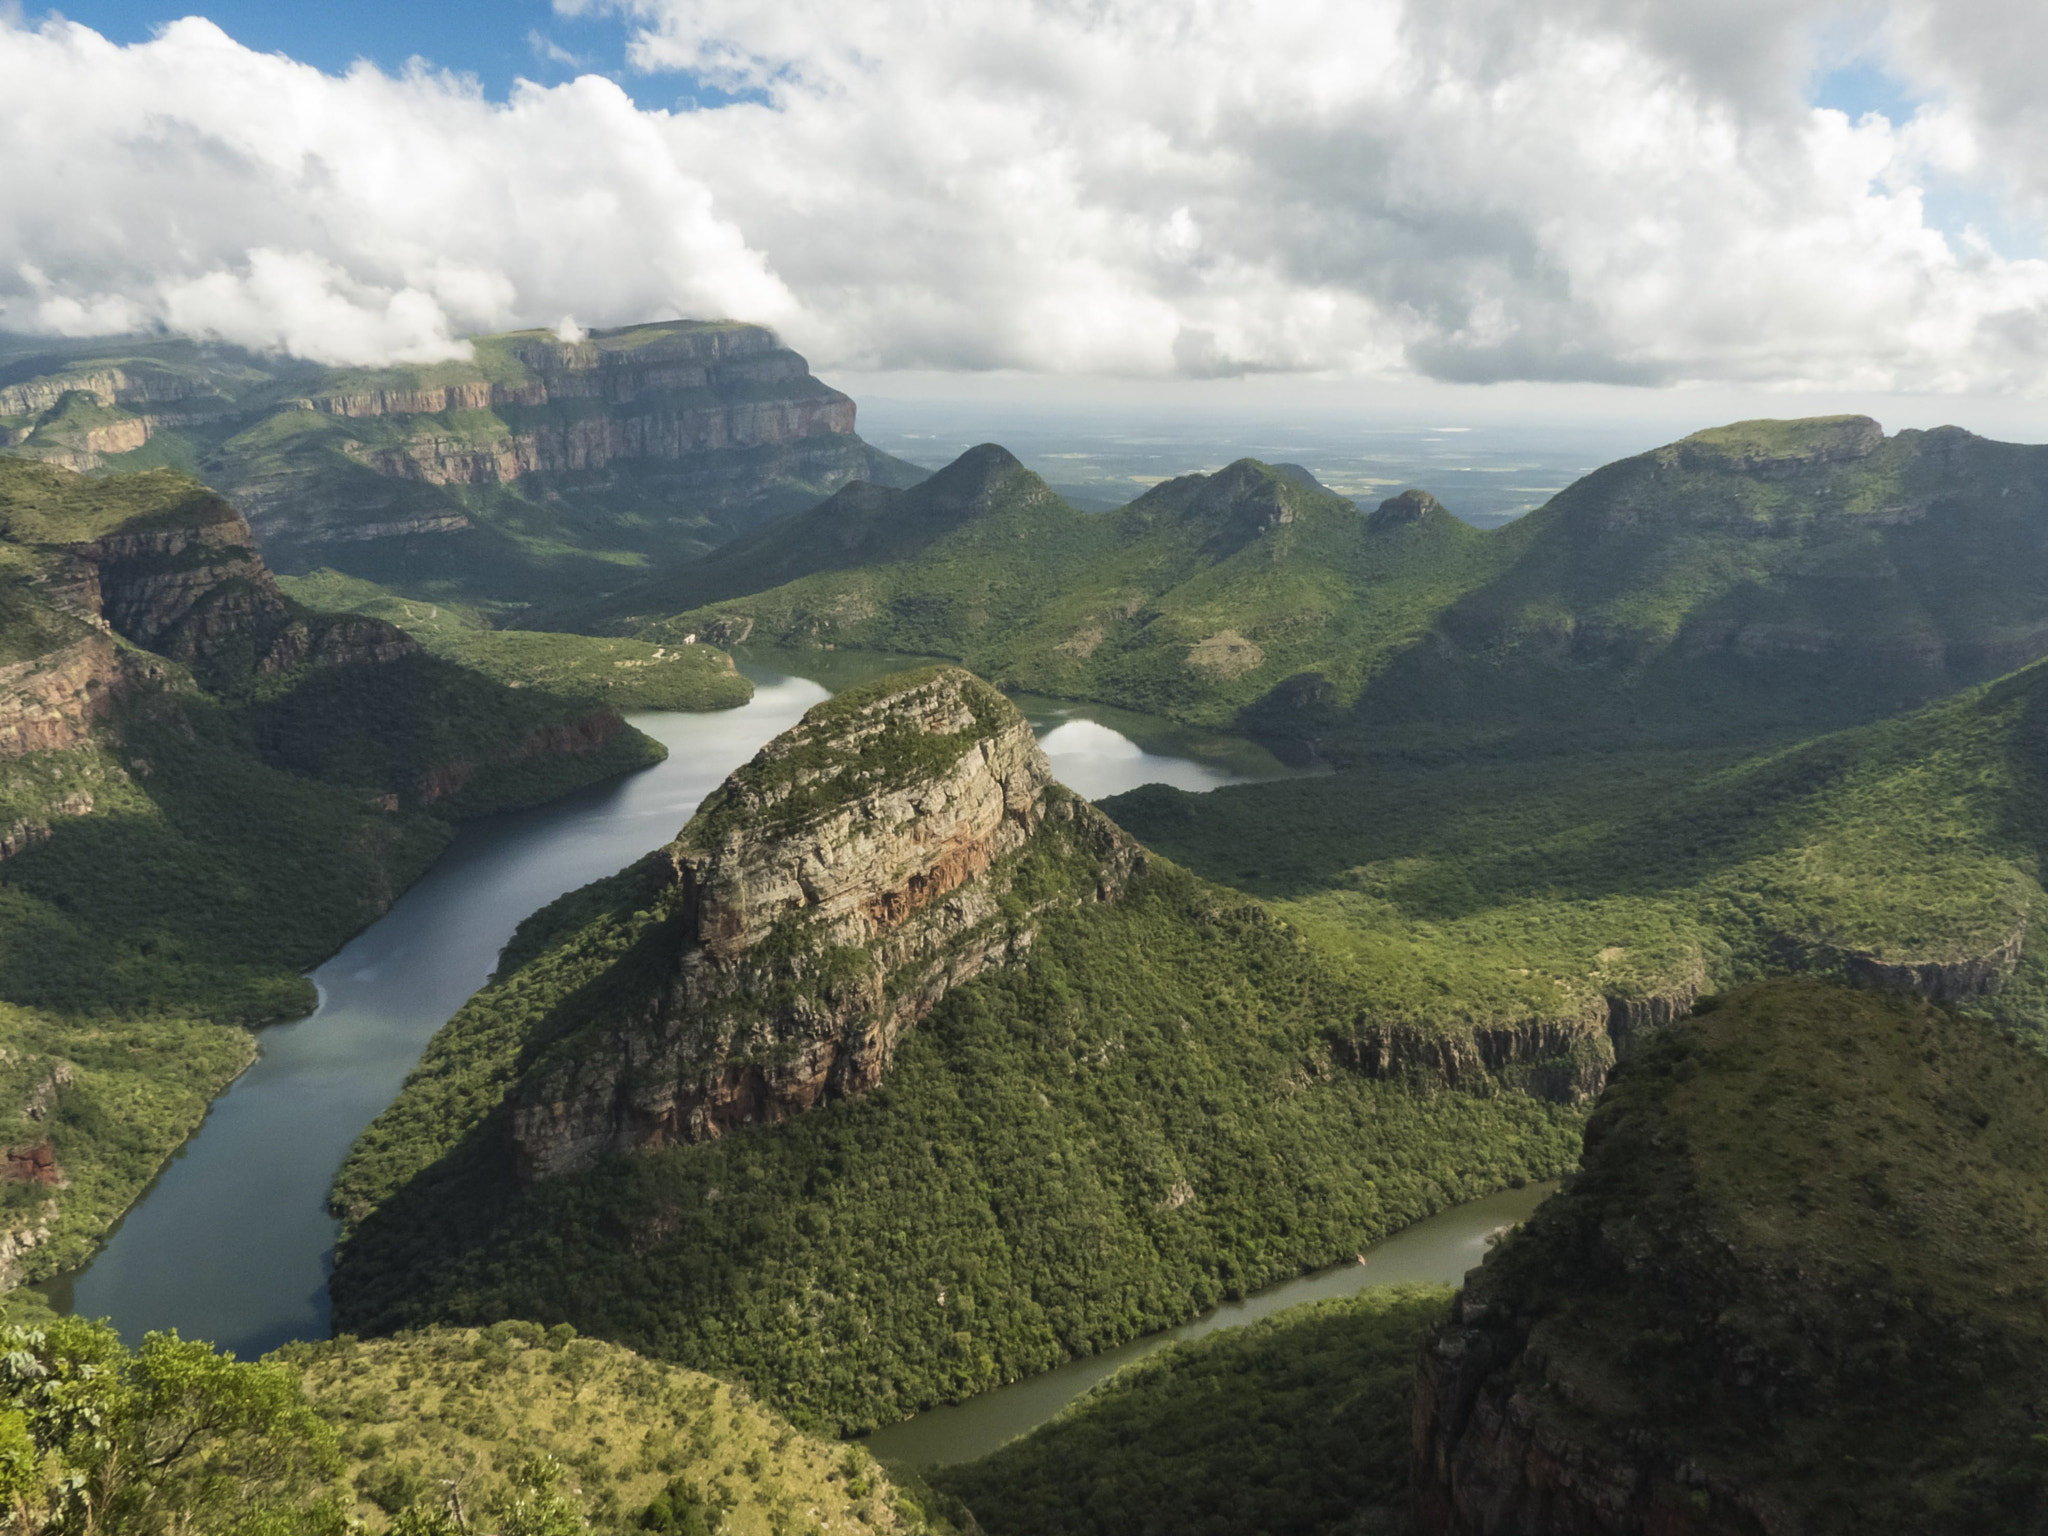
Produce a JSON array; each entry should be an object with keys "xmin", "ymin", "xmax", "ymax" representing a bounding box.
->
[
  {"xmin": 511, "ymin": 667, "xmax": 1143, "ymax": 1179},
  {"xmin": 318, "ymin": 327, "xmax": 858, "ymax": 488},
  {"xmin": 57, "ymin": 492, "xmax": 418, "ymax": 679},
  {"xmin": 0, "ymin": 636, "xmax": 128, "ymax": 760},
  {"xmin": 0, "ymin": 367, "xmax": 205, "ymax": 419},
  {"xmin": 1337, "ymin": 960, "xmax": 1706, "ymax": 1106}
]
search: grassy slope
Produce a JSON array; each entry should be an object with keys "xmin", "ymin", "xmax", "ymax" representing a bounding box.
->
[
  {"xmin": 288, "ymin": 1325, "xmax": 946, "ymax": 1536},
  {"xmin": 1106, "ymin": 653, "xmax": 2048, "ymax": 1043},
  {"xmin": 277, "ymin": 570, "xmax": 754, "ymax": 712},
  {"xmin": 934, "ymin": 1285, "xmax": 1451, "ymax": 1536},
  {"xmin": 0, "ymin": 1002, "xmax": 255, "ymax": 1277},
  {"xmin": 327, "ymin": 831, "xmax": 1579, "ymax": 1436},
  {"xmin": 1460, "ymin": 977, "xmax": 2048, "ymax": 1530},
  {"xmin": 643, "ymin": 452, "xmax": 1500, "ymax": 729}
]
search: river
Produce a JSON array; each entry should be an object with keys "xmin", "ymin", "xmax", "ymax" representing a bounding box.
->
[
  {"xmin": 866, "ymin": 1180, "xmax": 1554, "ymax": 1466},
  {"xmin": 36, "ymin": 651, "xmax": 1302, "ymax": 1355},
  {"xmin": 38, "ymin": 649, "xmax": 1541, "ymax": 1469}
]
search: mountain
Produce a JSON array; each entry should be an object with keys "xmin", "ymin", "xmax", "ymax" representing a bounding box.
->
[
  {"xmin": 327, "ymin": 668, "xmax": 1580, "ymax": 1432},
  {"xmin": 637, "ymin": 447, "xmax": 1499, "ymax": 728},
  {"xmin": 0, "ymin": 455, "xmax": 681, "ymax": 1286},
  {"xmin": 0, "ymin": 323, "xmax": 925, "ymax": 612},
  {"xmin": 1415, "ymin": 977, "xmax": 2048, "ymax": 1533},
  {"xmin": 640, "ymin": 417, "xmax": 2048, "ymax": 760},
  {"xmin": 1346, "ymin": 414, "xmax": 2048, "ymax": 757}
]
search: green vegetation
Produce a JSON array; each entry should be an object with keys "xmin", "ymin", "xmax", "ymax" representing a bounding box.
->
[
  {"xmin": 0, "ymin": 1311, "xmax": 943, "ymax": 1536},
  {"xmin": 643, "ymin": 420, "xmax": 2048, "ymax": 760},
  {"xmin": 329, "ymin": 829, "xmax": 1579, "ymax": 1435},
  {"xmin": 0, "ymin": 1315, "xmax": 344, "ymax": 1536},
  {"xmin": 1106, "ymin": 653, "xmax": 2048, "ymax": 1045},
  {"xmin": 0, "ymin": 1005, "xmax": 253, "ymax": 1278},
  {"xmin": 684, "ymin": 666, "xmax": 1009, "ymax": 842},
  {"xmin": 0, "ymin": 455, "xmax": 671, "ymax": 1285},
  {"xmin": 640, "ymin": 449, "xmax": 1501, "ymax": 733},
  {"xmin": 276, "ymin": 572, "xmax": 753, "ymax": 712},
  {"xmin": 286, "ymin": 1324, "xmax": 944, "ymax": 1535},
  {"xmin": 934, "ymin": 1285, "xmax": 1450, "ymax": 1536},
  {"xmin": 1445, "ymin": 977, "xmax": 2048, "ymax": 1531}
]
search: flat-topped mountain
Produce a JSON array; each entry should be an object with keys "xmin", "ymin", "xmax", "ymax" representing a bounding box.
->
[
  {"xmin": 1415, "ymin": 977, "xmax": 2048, "ymax": 1533},
  {"xmin": 0, "ymin": 323, "xmax": 924, "ymax": 609},
  {"xmin": 511, "ymin": 666, "xmax": 1141, "ymax": 1178},
  {"xmin": 641, "ymin": 417, "xmax": 2048, "ymax": 759}
]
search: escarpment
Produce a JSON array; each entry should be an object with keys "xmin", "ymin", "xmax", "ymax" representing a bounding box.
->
[
  {"xmin": 1412, "ymin": 978, "xmax": 2048, "ymax": 1534},
  {"xmin": 510, "ymin": 667, "xmax": 1143, "ymax": 1179},
  {"xmin": 315, "ymin": 325, "xmax": 859, "ymax": 488},
  {"xmin": 1336, "ymin": 956, "xmax": 1708, "ymax": 1106}
]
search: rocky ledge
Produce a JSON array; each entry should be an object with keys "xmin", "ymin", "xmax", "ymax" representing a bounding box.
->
[{"xmin": 511, "ymin": 667, "xmax": 1142, "ymax": 1178}]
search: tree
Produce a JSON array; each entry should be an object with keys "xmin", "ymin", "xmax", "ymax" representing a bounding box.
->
[{"xmin": 0, "ymin": 1319, "xmax": 342, "ymax": 1536}]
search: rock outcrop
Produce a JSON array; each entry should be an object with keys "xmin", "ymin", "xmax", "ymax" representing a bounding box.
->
[
  {"xmin": 35, "ymin": 478, "xmax": 419, "ymax": 682},
  {"xmin": 510, "ymin": 667, "xmax": 1143, "ymax": 1179},
  {"xmin": 1336, "ymin": 959, "xmax": 1707, "ymax": 1106},
  {"xmin": 0, "ymin": 636, "xmax": 130, "ymax": 760},
  {"xmin": 1370, "ymin": 488, "xmax": 1449, "ymax": 526}
]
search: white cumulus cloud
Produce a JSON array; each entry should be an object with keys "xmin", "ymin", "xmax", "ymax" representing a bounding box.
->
[{"xmin": 2, "ymin": 1, "xmax": 2046, "ymax": 392}]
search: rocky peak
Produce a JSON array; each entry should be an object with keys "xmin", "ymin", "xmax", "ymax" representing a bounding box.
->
[
  {"xmin": 510, "ymin": 667, "xmax": 1143, "ymax": 1178},
  {"xmin": 1369, "ymin": 488, "xmax": 1446, "ymax": 527},
  {"xmin": 914, "ymin": 443, "xmax": 1052, "ymax": 524}
]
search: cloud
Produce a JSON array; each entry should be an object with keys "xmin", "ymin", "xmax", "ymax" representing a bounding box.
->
[
  {"xmin": 0, "ymin": 16, "xmax": 794, "ymax": 365},
  {"xmin": 2, "ymin": 3, "xmax": 2046, "ymax": 391}
]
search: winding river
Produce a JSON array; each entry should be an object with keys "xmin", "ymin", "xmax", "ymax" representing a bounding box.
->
[{"xmin": 36, "ymin": 648, "xmax": 1540, "ymax": 1466}]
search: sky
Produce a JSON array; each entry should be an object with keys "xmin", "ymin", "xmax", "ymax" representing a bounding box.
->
[{"xmin": 5, "ymin": 1, "xmax": 2047, "ymax": 430}]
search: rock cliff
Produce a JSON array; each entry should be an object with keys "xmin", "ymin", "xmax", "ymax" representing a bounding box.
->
[
  {"xmin": 1336, "ymin": 957, "xmax": 1707, "ymax": 1106},
  {"xmin": 1412, "ymin": 978, "xmax": 2048, "ymax": 1535},
  {"xmin": 510, "ymin": 667, "xmax": 1143, "ymax": 1178},
  {"xmin": 39, "ymin": 481, "xmax": 418, "ymax": 684},
  {"xmin": 323, "ymin": 327, "xmax": 859, "ymax": 489}
]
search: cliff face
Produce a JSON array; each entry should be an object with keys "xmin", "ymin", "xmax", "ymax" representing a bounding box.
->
[
  {"xmin": 316, "ymin": 326, "xmax": 858, "ymax": 488},
  {"xmin": 55, "ymin": 492, "xmax": 417, "ymax": 681},
  {"xmin": 1412, "ymin": 978, "xmax": 2048, "ymax": 1535},
  {"xmin": 0, "ymin": 635, "xmax": 130, "ymax": 759},
  {"xmin": 510, "ymin": 667, "xmax": 1143, "ymax": 1179},
  {"xmin": 1336, "ymin": 958, "xmax": 1708, "ymax": 1107}
]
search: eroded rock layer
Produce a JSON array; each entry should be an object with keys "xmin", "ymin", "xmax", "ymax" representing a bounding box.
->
[{"xmin": 511, "ymin": 667, "xmax": 1143, "ymax": 1178}]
